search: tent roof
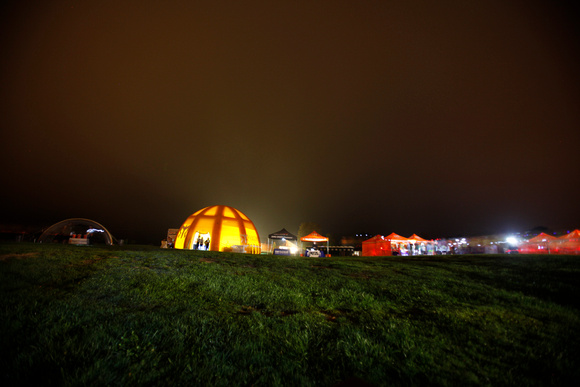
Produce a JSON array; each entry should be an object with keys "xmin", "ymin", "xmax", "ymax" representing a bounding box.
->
[
  {"xmin": 408, "ymin": 234, "xmax": 428, "ymax": 242},
  {"xmin": 300, "ymin": 231, "xmax": 328, "ymax": 242},
  {"xmin": 384, "ymin": 232, "xmax": 408, "ymax": 241},
  {"xmin": 362, "ymin": 235, "xmax": 385, "ymax": 244},
  {"xmin": 528, "ymin": 232, "xmax": 557, "ymax": 242},
  {"xmin": 268, "ymin": 228, "xmax": 297, "ymax": 240},
  {"xmin": 559, "ymin": 229, "xmax": 580, "ymax": 240}
]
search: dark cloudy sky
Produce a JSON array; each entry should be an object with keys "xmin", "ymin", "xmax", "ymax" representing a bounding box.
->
[{"xmin": 1, "ymin": 0, "xmax": 579, "ymax": 243}]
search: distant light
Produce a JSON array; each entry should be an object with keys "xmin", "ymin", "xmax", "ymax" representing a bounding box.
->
[{"xmin": 506, "ymin": 236, "xmax": 518, "ymax": 245}]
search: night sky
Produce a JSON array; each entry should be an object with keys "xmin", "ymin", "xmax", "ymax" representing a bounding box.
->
[{"xmin": 1, "ymin": 0, "xmax": 579, "ymax": 244}]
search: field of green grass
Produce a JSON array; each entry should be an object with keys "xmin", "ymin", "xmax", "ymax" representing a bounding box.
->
[{"xmin": 1, "ymin": 243, "xmax": 579, "ymax": 386}]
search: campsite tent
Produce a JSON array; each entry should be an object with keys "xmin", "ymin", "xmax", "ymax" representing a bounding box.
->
[
  {"xmin": 520, "ymin": 232, "xmax": 557, "ymax": 254},
  {"xmin": 300, "ymin": 231, "xmax": 329, "ymax": 254}
]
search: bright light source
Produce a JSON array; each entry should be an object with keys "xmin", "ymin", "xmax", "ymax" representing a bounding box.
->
[{"xmin": 506, "ymin": 236, "xmax": 518, "ymax": 245}]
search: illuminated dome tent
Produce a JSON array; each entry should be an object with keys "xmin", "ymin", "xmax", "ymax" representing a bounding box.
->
[
  {"xmin": 38, "ymin": 218, "xmax": 115, "ymax": 245},
  {"xmin": 175, "ymin": 205, "xmax": 261, "ymax": 254}
]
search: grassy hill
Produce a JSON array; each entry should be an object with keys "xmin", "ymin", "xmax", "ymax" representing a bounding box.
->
[{"xmin": 1, "ymin": 243, "xmax": 579, "ymax": 386}]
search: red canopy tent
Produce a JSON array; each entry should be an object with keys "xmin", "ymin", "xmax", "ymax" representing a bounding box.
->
[
  {"xmin": 300, "ymin": 231, "xmax": 328, "ymax": 242},
  {"xmin": 362, "ymin": 233, "xmax": 412, "ymax": 256},
  {"xmin": 362, "ymin": 235, "xmax": 392, "ymax": 256},
  {"xmin": 520, "ymin": 232, "xmax": 557, "ymax": 254},
  {"xmin": 553, "ymin": 229, "xmax": 580, "ymax": 255},
  {"xmin": 385, "ymin": 232, "xmax": 408, "ymax": 242},
  {"xmin": 300, "ymin": 231, "xmax": 329, "ymax": 254},
  {"xmin": 385, "ymin": 233, "xmax": 411, "ymax": 255},
  {"xmin": 408, "ymin": 234, "xmax": 427, "ymax": 242},
  {"xmin": 407, "ymin": 234, "xmax": 435, "ymax": 255}
]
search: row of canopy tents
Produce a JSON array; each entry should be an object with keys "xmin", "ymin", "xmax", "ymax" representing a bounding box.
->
[
  {"xmin": 362, "ymin": 233, "xmax": 435, "ymax": 256},
  {"xmin": 519, "ymin": 229, "xmax": 580, "ymax": 255},
  {"xmin": 267, "ymin": 228, "xmax": 329, "ymax": 254}
]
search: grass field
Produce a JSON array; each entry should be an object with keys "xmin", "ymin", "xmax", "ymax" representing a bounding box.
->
[{"xmin": 1, "ymin": 243, "xmax": 579, "ymax": 386}]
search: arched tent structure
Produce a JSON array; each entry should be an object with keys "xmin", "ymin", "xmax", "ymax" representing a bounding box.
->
[
  {"xmin": 38, "ymin": 218, "xmax": 115, "ymax": 245},
  {"xmin": 175, "ymin": 205, "xmax": 261, "ymax": 254},
  {"xmin": 267, "ymin": 228, "xmax": 297, "ymax": 253},
  {"xmin": 300, "ymin": 231, "xmax": 329, "ymax": 254}
]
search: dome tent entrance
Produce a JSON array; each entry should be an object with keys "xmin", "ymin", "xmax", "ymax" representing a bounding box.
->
[{"xmin": 175, "ymin": 205, "xmax": 261, "ymax": 254}]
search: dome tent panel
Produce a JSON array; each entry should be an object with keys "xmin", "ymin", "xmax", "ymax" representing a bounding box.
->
[{"xmin": 203, "ymin": 207, "xmax": 218, "ymax": 216}]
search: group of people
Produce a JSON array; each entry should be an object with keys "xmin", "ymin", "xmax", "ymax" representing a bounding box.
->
[{"xmin": 193, "ymin": 235, "xmax": 211, "ymax": 250}]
